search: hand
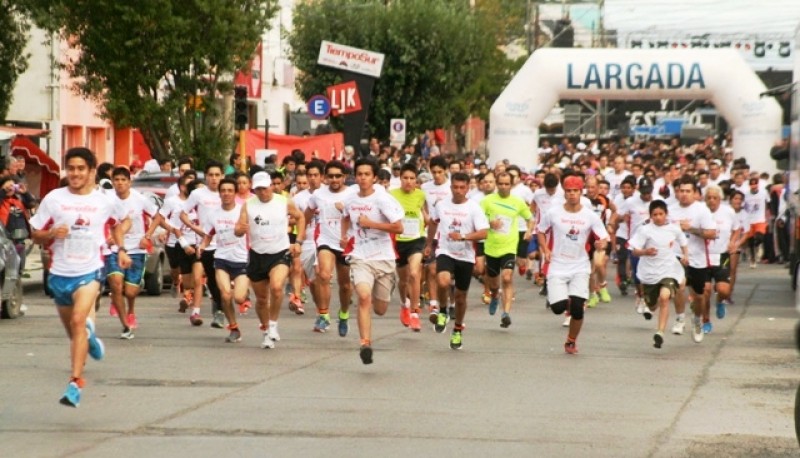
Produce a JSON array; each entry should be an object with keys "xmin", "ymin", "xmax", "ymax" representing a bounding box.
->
[
  {"xmin": 290, "ymin": 243, "xmax": 301, "ymax": 257},
  {"xmin": 679, "ymin": 219, "xmax": 692, "ymax": 232},
  {"xmin": 17, "ymin": 183, "xmax": 26, "ymax": 194},
  {"xmin": 118, "ymin": 251, "xmax": 132, "ymax": 269},
  {"xmin": 523, "ymin": 231, "xmax": 532, "ymax": 242},
  {"xmin": 680, "ymin": 256, "xmax": 689, "ymax": 266},
  {"xmin": 51, "ymin": 224, "xmax": 69, "ymax": 239},
  {"xmin": 423, "ymin": 245, "xmax": 432, "ymax": 257},
  {"xmin": 139, "ymin": 237, "xmax": 150, "ymax": 250},
  {"xmin": 542, "ymin": 249, "xmax": 551, "ymax": 264},
  {"xmin": 447, "ymin": 232, "xmax": 463, "ymax": 241},
  {"xmin": 594, "ymin": 239, "xmax": 607, "ymax": 251},
  {"xmin": 489, "ymin": 218, "xmax": 503, "ymax": 230},
  {"xmin": 184, "ymin": 246, "xmax": 196, "ymax": 256},
  {"xmin": 339, "ymin": 237, "xmax": 348, "ymax": 250},
  {"xmin": 644, "ymin": 247, "xmax": 658, "ymax": 256},
  {"xmin": 196, "ymin": 247, "xmax": 204, "ymax": 259},
  {"xmin": 777, "ymin": 219, "xmax": 785, "ymax": 228},
  {"xmin": 334, "ymin": 202, "xmax": 344, "ymax": 212},
  {"xmin": 157, "ymin": 232, "xmax": 167, "ymax": 244},
  {"xmin": 235, "ymin": 221, "xmax": 249, "ymax": 235},
  {"xmin": 358, "ymin": 214, "xmax": 372, "ymax": 229}
]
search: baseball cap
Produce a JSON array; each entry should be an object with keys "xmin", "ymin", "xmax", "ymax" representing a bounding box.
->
[
  {"xmin": 252, "ymin": 171, "xmax": 271, "ymax": 189},
  {"xmin": 576, "ymin": 142, "xmax": 587, "ymax": 151},
  {"xmin": 638, "ymin": 177, "xmax": 654, "ymax": 194},
  {"xmin": 562, "ymin": 175, "xmax": 584, "ymax": 190}
]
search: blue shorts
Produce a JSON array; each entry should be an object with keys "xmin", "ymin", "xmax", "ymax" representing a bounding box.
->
[
  {"xmin": 214, "ymin": 258, "xmax": 248, "ymax": 278},
  {"xmin": 527, "ymin": 237, "xmax": 539, "ymax": 255},
  {"xmin": 49, "ymin": 270, "xmax": 104, "ymax": 306},
  {"xmin": 105, "ymin": 252, "xmax": 147, "ymax": 287}
]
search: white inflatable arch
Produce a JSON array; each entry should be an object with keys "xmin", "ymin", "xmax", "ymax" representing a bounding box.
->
[{"xmin": 489, "ymin": 48, "xmax": 782, "ymax": 174}]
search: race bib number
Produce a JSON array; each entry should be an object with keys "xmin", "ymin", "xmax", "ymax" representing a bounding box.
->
[
  {"xmin": 560, "ymin": 240, "xmax": 582, "ymax": 260},
  {"xmin": 217, "ymin": 228, "xmax": 237, "ymax": 247},
  {"xmin": 494, "ymin": 215, "xmax": 512, "ymax": 235},
  {"xmin": 402, "ymin": 217, "xmax": 421, "ymax": 239},
  {"xmin": 64, "ymin": 231, "xmax": 96, "ymax": 263}
]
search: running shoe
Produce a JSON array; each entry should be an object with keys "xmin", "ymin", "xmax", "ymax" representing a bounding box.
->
[
  {"xmin": 525, "ymin": 270, "xmax": 533, "ymax": 281},
  {"xmin": 400, "ymin": 306, "xmax": 411, "ymax": 327},
  {"xmin": 127, "ymin": 313, "xmax": 138, "ymax": 330},
  {"xmin": 562, "ymin": 315, "xmax": 571, "ymax": 327},
  {"xmin": 268, "ymin": 326, "xmax": 281, "ymax": 342},
  {"xmin": 409, "ymin": 312, "xmax": 421, "ymax": 332},
  {"xmin": 518, "ymin": 264, "xmax": 527, "ymax": 276},
  {"xmin": 635, "ymin": 296, "xmax": 646, "ymax": 314},
  {"xmin": 85, "ymin": 319, "xmax": 105, "ymax": 361},
  {"xmin": 702, "ymin": 322, "xmax": 712, "ymax": 334},
  {"xmin": 261, "ymin": 333, "xmax": 275, "ymax": 349},
  {"xmin": 313, "ymin": 314, "xmax": 331, "ymax": 333},
  {"xmin": 288, "ymin": 294, "xmax": 302, "ymax": 313},
  {"xmin": 295, "ymin": 303, "xmax": 305, "ymax": 315},
  {"xmin": 481, "ymin": 292, "xmax": 491, "ymax": 304},
  {"xmin": 225, "ymin": 327, "xmax": 242, "ymax": 343},
  {"xmin": 671, "ymin": 318, "xmax": 686, "ymax": 335},
  {"xmin": 59, "ymin": 381, "xmax": 81, "ymax": 408},
  {"xmin": 643, "ymin": 306, "xmax": 653, "ymax": 321},
  {"xmin": 238, "ymin": 300, "xmax": 252, "ymax": 315},
  {"xmin": 189, "ymin": 313, "xmax": 203, "ymax": 326},
  {"xmin": 586, "ymin": 293, "xmax": 600, "ymax": 308},
  {"xmin": 434, "ymin": 312, "xmax": 449, "ymax": 333},
  {"xmin": 120, "ymin": 328, "xmax": 134, "ymax": 340},
  {"xmin": 749, "ymin": 261, "xmax": 756, "ymax": 269},
  {"xmin": 450, "ymin": 330, "xmax": 463, "ymax": 350},
  {"xmin": 564, "ymin": 340, "xmax": 578, "ymax": 354},
  {"xmin": 500, "ymin": 312, "xmax": 512, "ymax": 328},
  {"xmin": 716, "ymin": 301, "xmax": 726, "ymax": 319},
  {"xmin": 653, "ymin": 332, "xmax": 664, "ymax": 349},
  {"xmin": 338, "ymin": 310, "xmax": 349, "ymax": 337},
  {"xmin": 488, "ymin": 296, "xmax": 499, "ymax": 316},
  {"xmin": 110, "ymin": 303, "xmax": 118, "ymax": 317},
  {"xmin": 598, "ymin": 287, "xmax": 611, "ymax": 303},
  {"xmin": 448, "ymin": 305, "xmax": 456, "ymax": 320},
  {"xmin": 692, "ymin": 317, "xmax": 704, "ymax": 343},
  {"xmin": 211, "ymin": 311, "xmax": 225, "ymax": 329},
  {"xmin": 428, "ymin": 307, "xmax": 440, "ymax": 325},
  {"xmin": 178, "ymin": 290, "xmax": 192, "ymax": 313},
  {"xmin": 539, "ymin": 284, "xmax": 548, "ymax": 296},
  {"xmin": 359, "ymin": 345, "xmax": 373, "ymax": 364},
  {"xmin": 300, "ymin": 289, "xmax": 308, "ymax": 304}
]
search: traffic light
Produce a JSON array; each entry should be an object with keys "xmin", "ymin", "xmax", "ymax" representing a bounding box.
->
[{"xmin": 234, "ymin": 85, "xmax": 248, "ymax": 130}]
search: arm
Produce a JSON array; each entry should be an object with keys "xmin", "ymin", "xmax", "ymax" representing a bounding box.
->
[
  {"xmin": 359, "ymin": 214, "xmax": 403, "ymax": 234},
  {"xmin": 537, "ymin": 231, "xmax": 550, "ymax": 263},
  {"xmin": 234, "ymin": 203, "xmax": 249, "ymax": 237},
  {"xmin": 287, "ymin": 201, "xmax": 305, "ymax": 256},
  {"xmin": 140, "ymin": 213, "xmax": 164, "ymax": 249},
  {"xmin": 340, "ymin": 216, "xmax": 351, "ymax": 249},
  {"xmin": 424, "ymin": 218, "xmax": 439, "ymax": 257},
  {"xmin": 112, "ymin": 217, "xmax": 132, "ymax": 268},
  {"xmin": 180, "ymin": 209, "xmax": 206, "ymax": 238}
]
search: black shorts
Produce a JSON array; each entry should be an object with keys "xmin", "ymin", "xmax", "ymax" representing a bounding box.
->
[
  {"xmin": 317, "ymin": 244, "xmax": 348, "ymax": 266},
  {"xmin": 214, "ymin": 258, "xmax": 248, "ymax": 278},
  {"xmin": 435, "ymin": 255, "xmax": 474, "ymax": 291},
  {"xmin": 516, "ymin": 232, "xmax": 528, "ymax": 258},
  {"xmin": 709, "ymin": 253, "xmax": 731, "ymax": 284},
  {"xmin": 396, "ymin": 238, "xmax": 425, "ymax": 267},
  {"xmin": 476, "ymin": 242, "xmax": 485, "ymax": 257},
  {"xmin": 685, "ymin": 266, "xmax": 710, "ymax": 295},
  {"xmin": 486, "ymin": 253, "xmax": 516, "ymax": 277},
  {"xmin": 247, "ymin": 249, "xmax": 291, "ymax": 282},
  {"xmin": 643, "ymin": 278, "xmax": 679, "ymax": 308},
  {"xmin": 165, "ymin": 244, "xmax": 182, "ymax": 269},
  {"xmin": 289, "ymin": 233, "xmax": 297, "ymax": 244},
  {"xmin": 177, "ymin": 246, "xmax": 202, "ymax": 275}
]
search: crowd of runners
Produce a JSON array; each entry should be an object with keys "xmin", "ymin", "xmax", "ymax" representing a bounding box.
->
[{"xmin": 35, "ymin": 136, "xmax": 783, "ymax": 407}]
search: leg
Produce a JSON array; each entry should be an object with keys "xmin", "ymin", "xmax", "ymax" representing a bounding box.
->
[
  {"xmin": 215, "ymin": 269, "xmax": 235, "ymax": 327},
  {"xmin": 315, "ymin": 250, "xmax": 335, "ymax": 316},
  {"xmin": 406, "ymin": 253, "xmax": 423, "ymax": 312},
  {"xmin": 336, "ymin": 263, "xmax": 352, "ymax": 313},
  {"xmin": 268, "ymin": 264, "xmax": 290, "ymax": 322},
  {"xmin": 252, "ymin": 280, "xmax": 269, "ymax": 328},
  {"xmin": 58, "ymin": 280, "xmax": 101, "ymax": 381},
  {"xmin": 201, "ymin": 250, "xmax": 221, "ymax": 312},
  {"xmin": 501, "ymin": 267, "xmax": 514, "ymax": 314},
  {"xmin": 106, "ymin": 274, "xmax": 127, "ymax": 328}
]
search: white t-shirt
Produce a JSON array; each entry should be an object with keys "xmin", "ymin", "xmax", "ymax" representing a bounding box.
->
[
  {"xmin": 247, "ymin": 194, "xmax": 290, "ymax": 255},
  {"xmin": 342, "ymin": 190, "xmax": 404, "ymax": 261},
  {"xmin": 308, "ymin": 185, "xmax": 354, "ymax": 251},
  {"xmin": 734, "ymin": 208, "xmax": 750, "ymax": 236},
  {"xmin": 614, "ymin": 193, "xmax": 632, "ymax": 239},
  {"xmin": 620, "ymin": 196, "xmax": 660, "ymax": 238},
  {"xmin": 743, "ymin": 188, "xmax": 769, "ymax": 224},
  {"xmin": 165, "ymin": 182, "xmax": 180, "ymax": 199},
  {"xmin": 430, "ymin": 199, "xmax": 489, "ymax": 263},
  {"xmin": 30, "ymin": 188, "xmax": 126, "ymax": 277},
  {"xmin": 628, "ymin": 222, "xmax": 687, "ymax": 284},
  {"xmin": 115, "ymin": 189, "xmax": 160, "ymax": 255},
  {"xmin": 184, "ymin": 186, "xmax": 222, "ymax": 250},
  {"xmin": 605, "ymin": 170, "xmax": 632, "ymax": 200},
  {"xmin": 537, "ymin": 205, "xmax": 609, "ymax": 276},
  {"xmin": 293, "ymin": 189, "xmax": 316, "ymax": 249},
  {"xmin": 667, "ymin": 201, "xmax": 716, "ymax": 268},
  {"xmin": 510, "ymin": 183, "xmax": 534, "ymax": 231},
  {"xmin": 205, "ymin": 203, "xmax": 248, "ymax": 263},
  {"xmin": 421, "ymin": 180, "xmax": 451, "ymax": 213},
  {"xmin": 161, "ymin": 195, "xmax": 198, "ymax": 246},
  {"xmin": 532, "ymin": 187, "xmax": 564, "ymax": 223},
  {"xmin": 708, "ymin": 205, "xmax": 740, "ymax": 265}
]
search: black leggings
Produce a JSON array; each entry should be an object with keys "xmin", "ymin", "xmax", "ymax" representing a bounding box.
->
[{"xmin": 616, "ymin": 236, "xmax": 630, "ymax": 283}]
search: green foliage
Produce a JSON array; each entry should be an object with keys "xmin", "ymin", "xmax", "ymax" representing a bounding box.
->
[
  {"xmin": 0, "ymin": 2, "xmax": 31, "ymax": 122},
  {"xmin": 289, "ymin": 0, "xmax": 512, "ymax": 141},
  {"xmin": 19, "ymin": 0, "xmax": 277, "ymax": 166}
]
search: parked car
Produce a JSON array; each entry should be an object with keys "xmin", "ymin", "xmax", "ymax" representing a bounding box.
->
[{"xmin": 131, "ymin": 185, "xmax": 172, "ymax": 296}]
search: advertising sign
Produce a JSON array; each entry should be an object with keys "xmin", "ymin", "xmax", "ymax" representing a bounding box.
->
[{"xmin": 318, "ymin": 40, "xmax": 385, "ymax": 78}]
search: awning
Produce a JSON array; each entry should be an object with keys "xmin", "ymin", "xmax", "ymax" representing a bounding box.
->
[
  {"xmin": 0, "ymin": 126, "xmax": 49, "ymax": 137},
  {"xmin": 9, "ymin": 135, "xmax": 60, "ymax": 199}
]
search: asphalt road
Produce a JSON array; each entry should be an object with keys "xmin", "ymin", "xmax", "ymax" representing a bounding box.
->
[{"xmin": 1, "ymin": 261, "xmax": 798, "ymax": 457}]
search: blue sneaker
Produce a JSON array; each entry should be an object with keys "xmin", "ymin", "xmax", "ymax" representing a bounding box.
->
[
  {"xmin": 338, "ymin": 310, "xmax": 349, "ymax": 337},
  {"xmin": 702, "ymin": 322, "xmax": 712, "ymax": 334},
  {"xmin": 313, "ymin": 314, "xmax": 331, "ymax": 333},
  {"xmin": 716, "ymin": 301, "xmax": 726, "ymax": 319},
  {"xmin": 488, "ymin": 296, "xmax": 499, "ymax": 316},
  {"xmin": 85, "ymin": 319, "xmax": 105, "ymax": 361},
  {"xmin": 59, "ymin": 381, "xmax": 81, "ymax": 408}
]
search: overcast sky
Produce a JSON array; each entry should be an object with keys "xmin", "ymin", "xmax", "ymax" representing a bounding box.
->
[{"xmin": 605, "ymin": 0, "xmax": 800, "ymax": 37}]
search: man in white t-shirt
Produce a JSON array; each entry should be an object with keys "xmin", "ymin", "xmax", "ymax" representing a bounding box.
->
[
  {"xmin": 31, "ymin": 147, "xmax": 131, "ymax": 408},
  {"xmin": 704, "ymin": 185, "xmax": 743, "ymax": 332},
  {"xmin": 421, "ymin": 156, "xmax": 452, "ymax": 317},
  {"xmin": 743, "ymin": 177, "xmax": 769, "ymax": 268},
  {"xmin": 425, "ymin": 172, "xmax": 489, "ymax": 350},
  {"xmin": 292, "ymin": 161, "xmax": 324, "ymax": 316},
  {"xmin": 341, "ymin": 158, "xmax": 404, "ymax": 365},
  {"xmin": 531, "ymin": 173, "xmax": 564, "ymax": 298},
  {"xmin": 507, "ymin": 165, "xmax": 535, "ymax": 274},
  {"xmin": 537, "ymin": 175, "xmax": 610, "ymax": 355},
  {"xmin": 604, "ymin": 154, "xmax": 632, "ymax": 201}
]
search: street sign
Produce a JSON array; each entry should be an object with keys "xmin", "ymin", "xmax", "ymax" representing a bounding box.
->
[
  {"xmin": 318, "ymin": 41, "xmax": 385, "ymax": 78},
  {"xmin": 389, "ymin": 118, "xmax": 406, "ymax": 146},
  {"xmin": 326, "ymin": 81, "xmax": 362, "ymax": 116},
  {"xmin": 307, "ymin": 95, "xmax": 332, "ymax": 120}
]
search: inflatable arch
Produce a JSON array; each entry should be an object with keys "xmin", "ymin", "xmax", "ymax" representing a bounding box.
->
[{"xmin": 489, "ymin": 48, "xmax": 782, "ymax": 174}]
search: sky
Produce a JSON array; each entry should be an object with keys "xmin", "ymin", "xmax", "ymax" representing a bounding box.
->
[{"xmin": 605, "ymin": 0, "xmax": 800, "ymax": 37}]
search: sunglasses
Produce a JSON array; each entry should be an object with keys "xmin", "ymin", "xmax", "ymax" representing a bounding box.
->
[{"xmin": 327, "ymin": 173, "xmax": 344, "ymax": 179}]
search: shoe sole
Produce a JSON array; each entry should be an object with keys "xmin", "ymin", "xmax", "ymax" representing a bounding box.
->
[
  {"xmin": 500, "ymin": 316, "xmax": 511, "ymax": 328},
  {"xmin": 226, "ymin": 336, "xmax": 242, "ymax": 343},
  {"xmin": 190, "ymin": 319, "xmax": 203, "ymax": 326},
  {"xmin": 59, "ymin": 396, "xmax": 79, "ymax": 408},
  {"xmin": 360, "ymin": 346, "xmax": 373, "ymax": 364},
  {"xmin": 211, "ymin": 322, "xmax": 224, "ymax": 329},
  {"xmin": 450, "ymin": 342, "xmax": 462, "ymax": 350},
  {"xmin": 261, "ymin": 342, "xmax": 275, "ymax": 349},
  {"xmin": 120, "ymin": 334, "xmax": 134, "ymax": 340},
  {"xmin": 643, "ymin": 311, "xmax": 653, "ymax": 320},
  {"xmin": 88, "ymin": 337, "xmax": 105, "ymax": 360},
  {"xmin": 653, "ymin": 333, "xmax": 663, "ymax": 349}
]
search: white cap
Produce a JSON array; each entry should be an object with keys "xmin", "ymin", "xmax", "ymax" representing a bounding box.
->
[
  {"xmin": 576, "ymin": 142, "xmax": 587, "ymax": 151},
  {"xmin": 252, "ymin": 171, "xmax": 271, "ymax": 189}
]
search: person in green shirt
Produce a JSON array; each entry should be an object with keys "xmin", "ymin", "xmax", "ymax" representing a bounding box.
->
[
  {"xmin": 389, "ymin": 164, "xmax": 429, "ymax": 332},
  {"xmin": 480, "ymin": 172, "xmax": 534, "ymax": 328}
]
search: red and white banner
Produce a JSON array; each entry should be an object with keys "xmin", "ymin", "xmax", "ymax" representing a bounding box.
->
[
  {"xmin": 234, "ymin": 42, "xmax": 263, "ymax": 98},
  {"xmin": 326, "ymin": 81, "xmax": 362, "ymax": 116},
  {"xmin": 318, "ymin": 41, "xmax": 385, "ymax": 78}
]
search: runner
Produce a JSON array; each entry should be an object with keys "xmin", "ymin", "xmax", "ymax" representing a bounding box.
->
[
  {"xmin": 293, "ymin": 161, "xmax": 325, "ymax": 316},
  {"xmin": 390, "ymin": 163, "xmax": 428, "ymax": 332},
  {"xmin": 538, "ymin": 175, "xmax": 610, "ymax": 354},
  {"xmin": 628, "ymin": 200, "xmax": 688, "ymax": 349},
  {"xmin": 197, "ymin": 178, "xmax": 250, "ymax": 343},
  {"xmin": 340, "ymin": 158, "xmax": 404, "ymax": 364},
  {"xmin": 480, "ymin": 172, "xmax": 533, "ymax": 328},
  {"xmin": 306, "ymin": 160, "xmax": 354, "ymax": 335},
  {"xmin": 704, "ymin": 185, "xmax": 742, "ymax": 331},
  {"xmin": 613, "ymin": 176, "xmax": 637, "ymax": 297},
  {"xmin": 743, "ymin": 177, "xmax": 769, "ymax": 268},
  {"xmin": 531, "ymin": 173, "xmax": 564, "ymax": 299},
  {"xmin": 425, "ymin": 172, "xmax": 488, "ymax": 348},
  {"xmin": 470, "ymin": 172, "xmax": 495, "ymax": 304},
  {"xmin": 420, "ymin": 156, "xmax": 452, "ymax": 319},
  {"xmin": 728, "ymin": 190, "xmax": 751, "ymax": 300},
  {"xmin": 31, "ymin": 147, "xmax": 131, "ymax": 407},
  {"xmin": 180, "ymin": 160, "xmax": 225, "ymax": 328},
  {"xmin": 584, "ymin": 175, "xmax": 616, "ymax": 308},
  {"xmin": 106, "ymin": 166, "xmax": 161, "ymax": 339},
  {"xmin": 238, "ymin": 171, "xmax": 305, "ymax": 349},
  {"xmin": 618, "ymin": 176, "xmax": 657, "ymax": 313},
  {"xmin": 507, "ymin": 165, "xmax": 536, "ymax": 277},
  {"xmin": 287, "ymin": 171, "xmax": 310, "ymax": 313}
]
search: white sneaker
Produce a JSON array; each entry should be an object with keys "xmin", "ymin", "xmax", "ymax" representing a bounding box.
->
[
  {"xmin": 268, "ymin": 326, "xmax": 281, "ymax": 342},
  {"xmin": 562, "ymin": 315, "xmax": 571, "ymax": 327},
  {"xmin": 635, "ymin": 297, "xmax": 645, "ymax": 314},
  {"xmin": 692, "ymin": 317, "xmax": 704, "ymax": 343},
  {"xmin": 671, "ymin": 318, "xmax": 686, "ymax": 335},
  {"xmin": 261, "ymin": 333, "xmax": 275, "ymax": 349}
]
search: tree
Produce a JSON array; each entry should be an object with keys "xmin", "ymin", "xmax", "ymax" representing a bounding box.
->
[
  {"xmin": 19, "ymin": 0, "xmax": 277, "ymax": 165},
  {"xmin": 288, "ymin": 0, "xmax": 511, "ymax": 141},
  {"xmin": 0, "ymin": 2, "xmax": 30, "ymax": 122}
]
